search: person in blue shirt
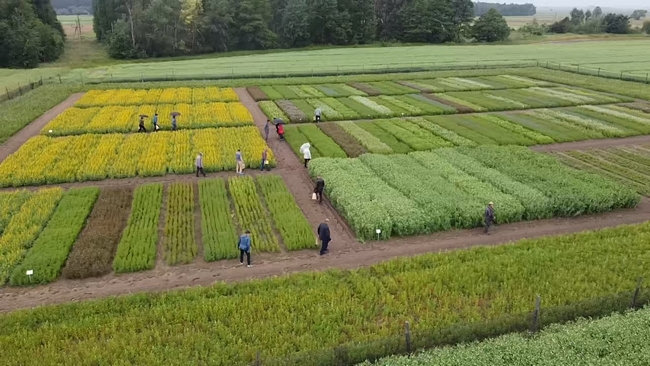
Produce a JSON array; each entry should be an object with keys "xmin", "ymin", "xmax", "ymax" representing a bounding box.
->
[
  {"xmin": 238, "ymin": 230, "xmax": 252, "ymax": 267},
  {"xmin": 152, "ymin": 113, "xmax": 159, "ymax": 132}
]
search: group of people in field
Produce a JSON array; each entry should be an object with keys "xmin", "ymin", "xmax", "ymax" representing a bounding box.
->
[{"xmin": 138, "ymin": 113, "xmax": 177, "ymax": 133}]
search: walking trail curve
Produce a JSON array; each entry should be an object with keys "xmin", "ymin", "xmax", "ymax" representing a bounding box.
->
[{"xmin": 2, "ymin": 89, "xmax": 650, "ymax": 312}]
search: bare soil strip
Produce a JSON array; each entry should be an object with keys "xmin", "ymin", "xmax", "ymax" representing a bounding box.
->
[{"xmin": 0, "ymin": 93, "xmax": 84, "ymax": 163}]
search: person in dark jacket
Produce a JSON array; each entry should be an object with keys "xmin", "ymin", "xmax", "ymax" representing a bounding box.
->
[
  {"xmin": 260, "ymin": 148, "xmax": 270, "ymax": 171},
  {"xmin": 484, "ymin": 202, "xmax": 495, "ymax": 234},
  {"xmin": 138, "ymin": 116, "xmax": 147, "ymax": 132},
  {"xmin": 264, "ymin": 120, "xmax": 270, "ymax": 141},
  {"xmin": 314, "ymin": 176, "xmax": 325, "ymax": 204},
  {"xmin": 238, "ymin": 230, "xmax": 252, "ymax": 267},
  {"xmin": 317, "ymin": 219, "xmax": 331, "ymax": 255}
]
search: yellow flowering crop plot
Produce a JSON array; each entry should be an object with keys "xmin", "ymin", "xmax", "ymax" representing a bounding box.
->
[
  {"xmin": 0, "ymin": 127, "xmax": 273, "ymax": 187},
  {"xmin": 0, "ymin": 188, "xmax": 63, "ymax": 286},
  {"xmin": 78, "ymin": 134, "xmax": 123, "ymax": 181},
  {"xmin": 45, "ymin": 135, "xmax": 101, "ymax": 184},
  {"xmin": 86, "ymin": 106, "xmax": 137, "ymax": 134},
  {"xmin": 41, "ymin": 107, "xmax": 100, "ymax": 136},
  {"xmin": 74, "ymin": 87, "xmax": 240, "ymax": 107},
  {"xmin": 168, "ymin": 131, "xmax": 194, "ymax": 174},
  {"xmin": 43, "ymin": 102, "xmax": 254, "ymax": 136}
]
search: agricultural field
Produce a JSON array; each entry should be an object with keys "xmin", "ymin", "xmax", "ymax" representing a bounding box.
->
[
  {"xmin": 309, "ymin": 146, "xmax": 639, "ymax": 240},
  {"xmin": 248, "ymin": 75, "xmax": 552, "ymax": 101},
  {"xmin": 0, "ymin": 175, "xmax": 313, "ymax": 286},
  {"xmin": 2, "ymin": 221, "xmax": 650, "ymax": 364},
  {"xmin": 363, "ymin": 306, "xmax": 650, "ymax": 366},
  {"xmin": 0, "ymin": 127, "xmax": 273, "ymax": 187},
  {"xmin": 552, "ymin": 144, "xmax": 650, "ymax": 196},
  {"xmin": 281, "ymin": 104, "xmax": 650, "ymax": 157},
  {"xmin": 258, "ymin": 85, "xmax": 632, "ymax": 123}
]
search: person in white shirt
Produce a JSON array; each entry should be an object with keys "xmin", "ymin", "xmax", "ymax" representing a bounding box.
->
[
  {"xmin": 302, "ymin": 143, "xmax": 312, "ymax": 168},
  {"xmin": 314, "ymin": 107, "xmax": 322, "ymax": 122}
]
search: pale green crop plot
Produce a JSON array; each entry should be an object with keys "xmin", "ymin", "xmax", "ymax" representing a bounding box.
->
[
  {"xmin": 0, "ymin": 69, "xmax": 65, "ymax": 97},
  {"xmin": 64, "ymin": 39, "xmax": 650, "ymax": 83}
]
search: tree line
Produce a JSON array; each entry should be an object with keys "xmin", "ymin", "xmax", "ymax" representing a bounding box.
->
[
  {"xmin": 0, "ymin": 0, "xmax": 66, "ymax": 67},
  {"xmin": 94, "ymin": 0, "xmax": 516, "ymax": 59},
  {"xmin": 474, "ymin": 2, "xmax": 535, "ymax": 17}
]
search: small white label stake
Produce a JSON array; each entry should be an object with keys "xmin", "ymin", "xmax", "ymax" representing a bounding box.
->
[
  {"xmin": 376, "ymin": 229, "xmax": 382, "ymax": 241},
  {"xmin": 26, "ymin": 270, "xmax": 33, "ymax": 283}
]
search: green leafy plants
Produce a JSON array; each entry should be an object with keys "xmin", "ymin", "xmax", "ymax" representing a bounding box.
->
[
  {"xmin": 276, "ymin": 100, "xmax": 308, "ymax": 122},
  {"xmin": 113, "ymin": 183, "xmax": 163, "ymax": 273},
  {"xmin": 318, "ymin": 123, "xmax": 367, "ymax": 158},
  {"xmin": 337, "ymin": 121, "xmax": 393, "ymax": 154},
  {"xmin": 63, "ymin": 187, "xmax": 133, "ymax": 279},
  {"xmin": 0, "ymin": 188, "xmax": 63, "ymax": 286},
  {"xmin": 259, "ymin": 86, "xmax": 283, "ymax": 100},
  {"xmin": 0, "ymin": 190, "xmax": 31, "ymax": 236},
  {"xmin": 256, "ymin": 175, "xmax": 315, "ymax": 250},
  {"xmin": 199, "ymin": 179, "xmax": 239, "ymax": 261},
  {"xmin": 259, "ymin": 101, "xmax": 289, "ymax": 122},
  {"xmin": 163, "ymin": 183, "xmax": 197, "ymax": 265},
  {"xmin": 10, "ymin": 187, "xmax": 99, "ymax": 286},
  {"xmin": 295, "ymin": 124, "xmax": 347, "ymax": 158},
  {"xmin": 229, "ymin": 176, "xmax": 280, "ymax": 253},
  {"xmin": 4, "ymin": 220, "xmax": 650, "ymax": 365}
]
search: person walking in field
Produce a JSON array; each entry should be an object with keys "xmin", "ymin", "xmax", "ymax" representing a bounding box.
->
[
  {"xmin": 152, "ymin": 113, "xmax": 159, "ymax": 132},
  {"xmin": 277, "ymin": 123, "xmax": 285, "ymax": 141},
  {"xmin": 138, "ymin": 116, "xmax": 147, "ymax": 132},
  {"xmin": 235, "ymin": 149, "xmax": 245, "ymax": 175},
  {"xmin": 302, "ymin": 143, "xmax": 312, "ymax": 168},
  {"xmin": 238, "ymin": 230, "xmax": 252, "ymax": 267},
  {"xmin": 314, "ymin": 107, "xmax": 322, "ymax": 123},
  {"xmin": 264, "ymin": 120, "xmax": 270, "ymax": 141},
  {"xmin": 317, "ymin": 219, "xmax": 331, "ymax": 256},
  {"xmin": 196, "ymin": 153, "xmax": 206, "ymax": 177},
  {"xmin": 172, "ymin": 115, "xmax": 178, "ymax": 131},
  {"xmin": 314, "ymin": 175, "xmax": 325, "ymax": 204},
  {"xmin": 260, "ymin": 148, "xmax": 270, "ymax": 171},
  {"xmin": 484, "ymin": 202, "xmax": 495, "ymax": 235}
]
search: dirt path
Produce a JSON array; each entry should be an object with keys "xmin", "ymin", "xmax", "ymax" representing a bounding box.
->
[
  {"xmin": 0, "ymin": 93, "xmax": 83, "ymax": 163},
  {"xmin": 2, "ymin": 197, "xmax": 650, "ymax": 312},
  {"xmin": 235, "ymin": 88, "xmax": 358, "ymax": 248},
  {"xmin": 531, "ymin": 135, "xmax": 650, "ymax": 152}
]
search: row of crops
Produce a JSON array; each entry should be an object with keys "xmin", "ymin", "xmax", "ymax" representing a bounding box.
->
[
  {"xmin": 43, "ymin": 103, "xmax": 254, "ymax": 136},
  {"xmin": 247, "ymin": 75, "xmax": 552, "ymax": 101},
  {"xmin": 309, "ymin": 146, "xmax": 639, "ymax": 240},
  {"xmin": 0, "ymin": 175, "xmax": 314, "ymax": 286},
  {"xmin": 552, "ymin": 144, "xmax": 650, "ymax": 196},
  {"xmin": 281, "ymin": 105, "xmax": 650, "ymax": 158},
  {"xmin": 2, "ymin": 220, "xmax": 649, "ymax": 364},
  {"xmin": 75, "ymin": 87, "xmax": 239, "ymax": 107},
  {"xmin": 258, "ymin": 87, "xmax": 631, "ymax": 123},
  {"xmin": 362, "ymin": 307, "xmax": 650, "ymax": 366},
  {"xmin": 0, "ymin": 127, "xmax": 273, "ymax": 187}
]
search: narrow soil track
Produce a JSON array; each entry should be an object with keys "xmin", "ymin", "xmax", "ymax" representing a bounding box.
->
[
  {"xmin": 2, "ymin": 197, "xmax": 650, "ymax": 312},
  {"xmin": 531, "ymin": 135, "xmax": 650, "ymax": 152},
  {"xmin": 0, "ymin": 93, "xmax": 84, "ymax": 163}
]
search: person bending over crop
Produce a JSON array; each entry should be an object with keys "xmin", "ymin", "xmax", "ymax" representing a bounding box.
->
[
  {"xmin": 238, "ymin": 230, "xmax": 252, "ymax": 267},
  {"xmin": 317, "ymin": 219, "xmax": 331, "ymax": 255},
  {"xmin": 314, "ymin": 176, "xmax": 325, "ymax": 204},
  {"xmin": 484, "ymin": 202, "xmax": 495, "ymax": 235},
  {"xmin": 196, "ymin": 152, "xmax": 206, "ymax": 177}
]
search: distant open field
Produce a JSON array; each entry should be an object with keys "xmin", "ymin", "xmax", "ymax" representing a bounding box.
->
[
  {"xmin": 61, "ymin": 39, "xmax": 650, "ymax": 83},
  {"xmin": 505, "ymin": 12, "xmax": 646, "ymax": 29}
]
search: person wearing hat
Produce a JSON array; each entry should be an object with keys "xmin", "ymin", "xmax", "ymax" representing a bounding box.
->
[
  {"xmin": 196, "ymin": 152, "xmax": 206, "ymax": 177},
  {"xmin": 317, "ymin": 219, "xmax": 331, "ymax": 255},
  {"xmin": 152, "ymin": 113, "xmax": 159, "ymax": 132},
  {"xmin": 484, "ymin": 202, "xmax": 495, "ymax": 235}
]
